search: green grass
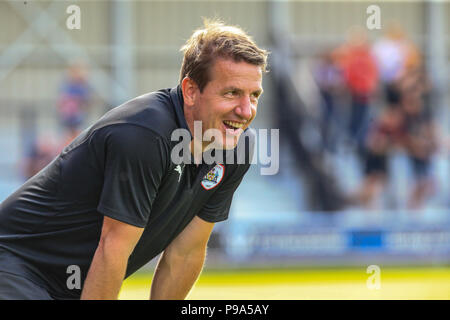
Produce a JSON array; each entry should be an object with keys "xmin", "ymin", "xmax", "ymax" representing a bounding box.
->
[{"xmin": 119, "ymin": 266, "xmax": 450, "ymax": 300}]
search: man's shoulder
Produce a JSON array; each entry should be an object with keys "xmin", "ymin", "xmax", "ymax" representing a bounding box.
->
[
  {"xmin": 95, "ymin": 88, "xmax": 180, "ymax": 141},
  {"xmin": 61, "ymin": 88, "xmax": 182, "ymax": 155}
]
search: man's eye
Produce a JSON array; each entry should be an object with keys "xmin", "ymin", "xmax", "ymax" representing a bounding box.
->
[
  {"xmin": 225, "ymin": 91, "xmax": 237, "ymax": 97},
  {"xmin": 251, "ymin": 93, "xmax": 260, "ymax": 100}
]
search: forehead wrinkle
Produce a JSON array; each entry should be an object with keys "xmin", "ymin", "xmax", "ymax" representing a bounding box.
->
[
  {"xmin": 214, "ymin": 74, "xmax": 262, "ymax": 95},
  {"xmin": 221, "ymin": 86, "xmax": 263, "ymax": 97},
  {"xmin": 209, "ymin": 59, "xmax": 262, "ymax": 87}
]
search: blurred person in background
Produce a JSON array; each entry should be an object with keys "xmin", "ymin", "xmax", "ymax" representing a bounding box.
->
[
  {"xmin": 372, "ymin": 22, "xmax": 407, "ymax": 104},
  {"xmin": 313, "ymin": 49, "xmax": 345, "ymax": 152},
  {"xmin": 372, "ymin": 22, "xmax": 422, "ymax": 114},
  {"xmin": 334, "ymin": 27, "xmax": 378, "ymax": 154},
  {"xmin": 19, "ymin": 63, "xmax": 92, "ymax": 181},
  {"xmin": 351, "ymin": 97, "xmax": 404, "ymax": 209},
  {"xmin": 398, "ymin": 65, "xmax": 437, "ymax": 210},
  {"xmin": 57, "ymin": 62, "xmax": 92, "ymax": 144}
]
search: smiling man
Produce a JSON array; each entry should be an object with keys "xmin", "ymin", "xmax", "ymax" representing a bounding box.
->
[
  {"xmin": 0, "ymin": 19, "xmax": 268, "ymax": 300},
  {"xmin": 183, "ymin": 57, "xmax": 263, "ymax": 152}
]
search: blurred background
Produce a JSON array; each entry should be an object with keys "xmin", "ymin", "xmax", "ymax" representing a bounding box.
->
[{"xmin": 0, "ymin": 0, "xmax": 449, "ymax": 299}]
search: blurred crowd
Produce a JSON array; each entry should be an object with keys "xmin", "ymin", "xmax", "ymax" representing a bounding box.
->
[
  {"xmin": 20, "ymin": 62, "xmax": 91, "ymax": 180},
  {"xmin": 313, "ymin": 23, "xmax": 439, "ymax": 210}
]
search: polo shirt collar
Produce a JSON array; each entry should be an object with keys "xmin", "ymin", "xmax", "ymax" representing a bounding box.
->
[{"xmin": 170, "ymin": 85, "xmax": 191, "ymax": 139}]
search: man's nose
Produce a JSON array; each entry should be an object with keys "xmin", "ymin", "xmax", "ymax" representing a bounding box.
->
[{"xmin": 235, "ymin": 96, "xmax": 254, "ymax": 121}]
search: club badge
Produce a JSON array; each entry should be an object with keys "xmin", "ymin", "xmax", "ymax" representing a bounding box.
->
[{"xmin": 201, "ymin": 164, "xmax": 225, "ymax": 190}]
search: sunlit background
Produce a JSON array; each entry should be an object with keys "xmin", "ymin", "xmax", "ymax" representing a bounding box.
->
[{"xmin": 0, "ymin": 0, "xmax": 449, "ymax": 299}]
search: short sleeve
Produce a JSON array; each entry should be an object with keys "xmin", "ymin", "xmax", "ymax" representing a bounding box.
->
[
  {"xmin": 197, "ymin": 163, "xmax": 250, "ymax": 223},
  {"xmin": 95, "ymin": 124, "xmax": 168, "ymax": 228}
]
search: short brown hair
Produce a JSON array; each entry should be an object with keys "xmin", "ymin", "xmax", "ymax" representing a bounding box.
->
[{"xmin": 179, "ymin": 19, "xmax": 269, "ymax": 92}]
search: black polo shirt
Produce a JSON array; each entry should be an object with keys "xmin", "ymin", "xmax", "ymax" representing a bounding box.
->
[{"xmin": 0, "ymin": 86, "xmax": 253, "ymax": 299}]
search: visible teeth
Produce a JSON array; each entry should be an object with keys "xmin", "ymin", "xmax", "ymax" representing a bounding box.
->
[{"xmin": 224, "ymin": 120, "xmax": 244, "ymax": 129}]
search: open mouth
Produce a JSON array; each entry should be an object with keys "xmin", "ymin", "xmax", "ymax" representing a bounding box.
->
[{"xmin": 223, "ymin": 120, "xmax": 244, "ymax": 131}]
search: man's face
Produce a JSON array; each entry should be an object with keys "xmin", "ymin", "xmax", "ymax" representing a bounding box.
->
[{"xmin": 190, "ymin": 58, "xmax": 263, "ymax": 150}]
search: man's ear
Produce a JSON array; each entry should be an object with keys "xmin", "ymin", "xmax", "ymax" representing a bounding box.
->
[{"xmin": 181, "ymin": 77, "xmax": 198, "ymax": 107}]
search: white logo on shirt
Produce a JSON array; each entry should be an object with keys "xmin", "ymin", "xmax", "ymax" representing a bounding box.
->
[{"xmin": 174, "ymin": 164, "xmax": 183, "ymax": 182}]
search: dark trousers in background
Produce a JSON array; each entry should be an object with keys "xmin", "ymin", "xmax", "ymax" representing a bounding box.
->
[{"xmin": 348, "ymin": 94, "xmax": 370, "ymax": 153}]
